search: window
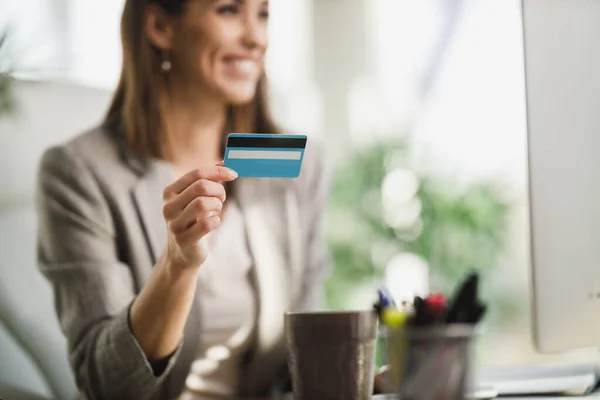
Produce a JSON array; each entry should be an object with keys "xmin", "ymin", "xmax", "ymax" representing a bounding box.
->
[
  {"xmin": 8, "ymin": 0, "xmax": 595, "ymax": 369},
  {"xmin": 320, "ymin": 0, "xmax": 597, "ymax": 368}
]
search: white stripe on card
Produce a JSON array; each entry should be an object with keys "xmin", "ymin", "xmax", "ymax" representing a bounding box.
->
[{"xmin": 227, "ymin": 150, "xmax": 302, "ymax": 160}]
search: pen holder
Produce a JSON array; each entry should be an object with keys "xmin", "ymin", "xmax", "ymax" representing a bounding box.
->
[{"xmin": 384, "ymin": 324, "xmax": 476, "ymax": 400}]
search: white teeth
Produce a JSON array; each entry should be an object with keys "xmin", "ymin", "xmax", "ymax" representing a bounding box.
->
[{"xmin": 234, "ymin": 60, "xmax": 256, "ymax": 75}]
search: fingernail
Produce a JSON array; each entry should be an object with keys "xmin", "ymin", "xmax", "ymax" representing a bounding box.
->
[{"xmin": 229, "ymin": 169, "xmax": 238, "ymax": 178}]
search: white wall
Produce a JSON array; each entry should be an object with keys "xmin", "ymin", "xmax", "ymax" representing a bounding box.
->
[
  {"xmin": 68, "ymin": 0, "xmax": 123, "ymax": 89},
  {"xmin": 0, "ymin": 80, "xmax": 111, "ymax": 206},
  {"xmin": 0, "ymin": 80, "xmax": 110, "ymax": 398},
  {"xmin": 0, "ymin": 0, "xmax": 65, "ymax": 75},
  {"xmin": 413, "ymin": 0, "xmax": 527, "ymax": 188}
]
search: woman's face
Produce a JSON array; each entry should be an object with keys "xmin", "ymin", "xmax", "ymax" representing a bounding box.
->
[{"xmin": 167, "ymin": 0, "xmax": 269, "ymax": 105}]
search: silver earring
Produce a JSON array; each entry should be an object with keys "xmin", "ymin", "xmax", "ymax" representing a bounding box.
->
[{"xmin": 161, "ymin": 52, "xmax": 172, "ymax": 72}]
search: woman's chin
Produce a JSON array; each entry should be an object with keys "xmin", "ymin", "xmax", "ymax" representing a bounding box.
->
[
  {"xmin": 220, "ymin": 82, "xmax": 259, "ymax": 105},
  {"xmin": 225, "ymin": 91, "xmax": 257, "ymax": 106}
]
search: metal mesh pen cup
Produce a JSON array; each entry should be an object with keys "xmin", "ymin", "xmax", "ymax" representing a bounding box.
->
[
  {"xmin": 385, "ymin": 324, "xmax": 476, "ymax": 400},
  {"xmin": 284, "ymin": 310, "xmax": 379, "ymax": 400}
]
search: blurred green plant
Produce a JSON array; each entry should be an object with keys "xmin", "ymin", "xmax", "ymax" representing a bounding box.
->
[
  {"xmin": 0, "ymin": 26, "xmax": 17, "ymax": 117},
  {"xmin": 324, "ymin": 138, "xmax": 516, "ymax": 321}
]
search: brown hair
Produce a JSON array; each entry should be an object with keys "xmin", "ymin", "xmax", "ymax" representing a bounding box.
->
[{"xmin": 106, "ymin": 0, "xmax": 280, "ymax": 160}]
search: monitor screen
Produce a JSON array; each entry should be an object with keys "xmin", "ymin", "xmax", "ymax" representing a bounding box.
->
[{"xmin": 524, "ymin": 0, "xmax": 600, "ymax": 352}]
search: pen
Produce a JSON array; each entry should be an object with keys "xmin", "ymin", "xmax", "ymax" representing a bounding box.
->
[
  {"xmin": 469, "ymin": 303, "xmax": 487, "ymax": 324},
  {"xmin": 381, "ymin": 307, "xmax": 409, "ymax": 329},
  {"xmin": 425, "ymin": 293, "xmax": 446, "ymax": 308},
  {"xmin": 374, "ymin": 289, "xmax": 391, "ymax": 319},
  {"xmin": 378, "ymin": 289, "xmax": 393, "ymax": 308},
  {"xmin": 425, "ymin": 293, "xmax": 447, "ymax": 323},
  {"xmin": 444, "ymin": 272, "xmax": 479, "ymax": 324},
  {"xmin": 410, "ymin": 296, "xmax": 443, "ymax": 327}
]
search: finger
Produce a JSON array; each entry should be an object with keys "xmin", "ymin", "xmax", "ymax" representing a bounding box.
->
[
  {"xmin": 213, "ymin": 161, "xmax": 239, "ymax": 184},
  {"xmin": 373, "ymin": 374, "xmax": 385, "ymax": 394},
  {"xmin": 373, "ymin": 366, "xmax": 391, "ymax": 394},
  {"xmin": 177, "ymin": 214, "xmax": 221, "ymax": 248},
  {"xmin": 169, "ymin": 197, "xmax": 223, "ymax": 234},
  {"xmin": 163, "ymin": 166, "xmax": 237, "ymax": 201},
  {"xmin": 163, "ymin": 179, "xmax": 226, "ymax": 220}
]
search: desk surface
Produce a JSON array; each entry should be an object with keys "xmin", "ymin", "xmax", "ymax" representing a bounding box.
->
[
  {"xmin": 483, "ymin": 396, "xmax": 600, "ymax": 399},
  {"xmin": 338, "ymin": 396, "xmax": 598, "ymax": 399},
  {"xmin": 181, "ymin": 394, "xmax": 600, "ymax": 399}
]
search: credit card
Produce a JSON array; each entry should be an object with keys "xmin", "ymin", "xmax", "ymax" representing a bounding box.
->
[{"xmin": 223, "ymin": 133, "xmax": 307, "ymax": 178}]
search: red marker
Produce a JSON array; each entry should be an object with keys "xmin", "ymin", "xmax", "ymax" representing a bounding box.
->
[
  {"xmin": 425, "ymin": 293, "xmax": 447, "ymax": 322},
  {"xmin": 425, "ymin": 293, "xmax": 446, "ymax": 308}
]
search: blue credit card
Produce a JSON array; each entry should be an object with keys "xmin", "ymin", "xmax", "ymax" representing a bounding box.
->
[{"xmin": 223, "ymin": 133, "xmax": 307, "ymax": 178}]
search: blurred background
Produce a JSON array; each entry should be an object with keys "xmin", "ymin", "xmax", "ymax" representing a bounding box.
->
[{"xmin": 1, "ymin": 0, "xmax": 597, "ymax": 397}]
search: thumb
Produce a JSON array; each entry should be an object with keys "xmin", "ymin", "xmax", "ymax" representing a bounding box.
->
[{"xmin": 212, "ymin": 160, "xmax": 237, "ymax": 183}]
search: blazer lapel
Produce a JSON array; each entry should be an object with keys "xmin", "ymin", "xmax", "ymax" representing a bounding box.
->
[
  {"xmin": 110, "ymin": 120, "xmax": 173, "ymax": 267},
  {"xmin": 131, "ymin": 161, "xmax": 173, "ymax": 266}
]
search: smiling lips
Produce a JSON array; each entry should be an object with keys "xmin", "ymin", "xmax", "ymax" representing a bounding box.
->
[{"xmin": 223, "ymin": 57, "xmax": 259, "ymax": 79}]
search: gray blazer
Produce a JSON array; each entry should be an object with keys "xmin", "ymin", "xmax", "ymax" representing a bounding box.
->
[{"xmin": 35, "ymin": 121, "xmax": 331, "ymax": 400}]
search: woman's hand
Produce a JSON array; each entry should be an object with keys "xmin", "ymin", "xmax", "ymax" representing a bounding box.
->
[
  {"xmin": 373, "ymin": 365, "xmax": 392, "ymax": 394},
  {"xmin": 130, "ymin": 164, "xmax": 237, "ymax": 362},
  {"xmin": 161, "ymin": 165, "xmax": 238, "ymax": 272}
]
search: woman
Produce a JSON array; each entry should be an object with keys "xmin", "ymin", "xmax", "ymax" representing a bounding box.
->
[{"xmin": 36, "ymin": 0, "xmax": 330, "ymax": 399}]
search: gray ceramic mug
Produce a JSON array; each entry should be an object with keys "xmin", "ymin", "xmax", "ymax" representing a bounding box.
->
[{"xmin": 284, "ymin": 310, "xmax": 379, "ymax": 400}]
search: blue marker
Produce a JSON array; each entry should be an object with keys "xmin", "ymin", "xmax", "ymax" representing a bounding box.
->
[
  {"xmin": 378, "ymin": 289, "xmax": 392, "ymax": 308},
  {"xmin": 223, "ymin": 133, "xmax": 307, "ymax": 178}
]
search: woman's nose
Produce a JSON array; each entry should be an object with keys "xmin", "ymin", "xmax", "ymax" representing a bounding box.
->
[{"xmin": 241, "ymin": 16, "xmax": 268, "ymax": 50}]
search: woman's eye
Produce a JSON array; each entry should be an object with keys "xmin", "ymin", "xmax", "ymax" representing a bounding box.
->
[
  {"xmin": 217, "ymin": 5, "xmax": 239, "ymax": 15},
  {"xmin": 259, "ymin": 10, "xmax": 269, "ymax": 19}
]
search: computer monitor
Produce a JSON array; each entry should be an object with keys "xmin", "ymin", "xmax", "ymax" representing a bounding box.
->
[{"xmin": 524, "ymin": 0, "xmax": 600, "ymax": 353}]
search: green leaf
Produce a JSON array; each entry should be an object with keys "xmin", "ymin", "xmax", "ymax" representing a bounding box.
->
[
  {"xmin": 0, "ymin": 26, "xmax": 17, "ymax": 118},
  {"xmin": 325, "ymin": 137, "xmax": 513, "ymax": 319}
]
